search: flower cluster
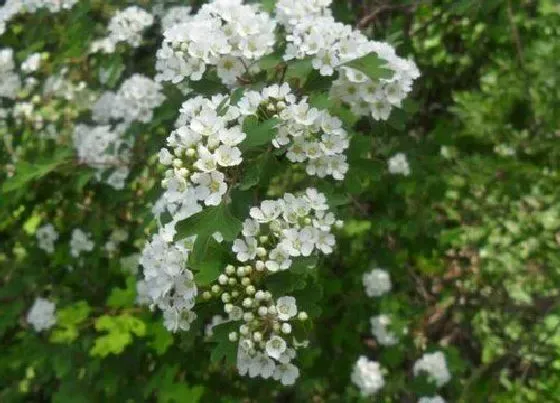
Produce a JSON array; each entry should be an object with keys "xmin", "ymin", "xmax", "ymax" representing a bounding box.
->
[
  {"xmin": 72, "ymin": 124, "xmax": 132, "ymax": 189},
  {"xmin": 139, "ymin": 233, "xmax": 197, "ymax": 332},
  {"xmin": 91, "ymin": 6, "xmax": 154, "ymax": 53},
  {"xmin": 112, "ymin": 74, "xmax": 165, "ymax": 124},
  {"xmin": 21, "ymin": 53, "xmax": 42, "ymax": 74},
  {"xmin": 36, "ymin": 223, "xmax": 59, "ymax": 254},
  {"xmin": 155, "ymin": 0, "xmax": 276, "ymax": 85},
  {"xmin": 388, "ymin": 152, "xmax": 411, "ymax": 176},
  {"xmin": 156, "ymin": 94, "xmax": 245, "ymax": 233},
  {"xmin": 232, "ymin": 188, "xmax": 340, "ymax": 270},
  {"xmin": 70, "ymin": 229, "xmax": 94, "ymax": 258},
  {"xmin": 26, "ymin": 297, "xmax": 56, "ymax": 332},
  {"xmin": 0, "ymin": 48, "xmax": 21, "ymax": 99},
  {"xmin": 362, "ymin": 268, "xmax": 392, "ymax": 297},
  {"xmin": 238, "ymin": 83, "xmax": 350, "ymax": 180},
  {"xmin": 198, "ymin": 189, "xmax": 338, "ymax": 384},
  {"xmin": 413, "ymin": 351, "xmax": 451, "ymax": 388},
  {"xmin": 370, "ymin": 314, "xmax": 398, "ymax": 346},
  {"xmin": 279, "ymin": 3, "xmax": 419, "ymax": 121},
  {"xmin": 351, "ymin": 356, "xmax": 385, "ymax": 397},
  {"xmin": 0, "ymin": 0, "xmax": 79, "ymax": 35}
]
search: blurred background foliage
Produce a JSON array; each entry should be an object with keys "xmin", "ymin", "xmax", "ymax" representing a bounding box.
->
[{"xmin": 1, "ymin": 0, "xmax": 559, "ymax": 402}]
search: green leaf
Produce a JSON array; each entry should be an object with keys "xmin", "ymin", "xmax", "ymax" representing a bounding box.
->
[
  {"xmin": 239, "ymin": 117, "xmax": 279, "ymax": 151},
  {"xmin": 191, "ymin": 238, "xmax": 228, "ymax": 286},
  {"xmin": 50, "ymin": 301, "xmax": 91, "ymax": 344},
  {"xmin": 90, "ymin": 314, "xmax": 146, "ymax": 357},
  {"xmin": 149, "ymin": 321, "xmax": 174, "ymax": 356},
  {"xmin": 175, "ymin": 204, "xmax": 241, "ymax": 242},
  {"xmin": 2, "ymin": 148, "xmax": 72, "ymax": 193},
  {"xmin": 343, "ymin": 52, "xmax": 393, "ymax": 81},
  {"xmin": 107, "ymin": 276, "xmax": 137, "ymax": 308},
  {"xmin": 210, "ymin": 321, "xmax": 240, "ymax": 365}
]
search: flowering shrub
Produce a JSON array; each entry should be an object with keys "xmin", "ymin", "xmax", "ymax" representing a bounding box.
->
[{"xmin": 1, "ymin": 0, "xmax": 559, "ymax": 402}]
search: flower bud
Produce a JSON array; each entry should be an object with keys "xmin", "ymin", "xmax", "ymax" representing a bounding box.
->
[
  {"xmin": 243, "ymin": 312, "xmax": 254, "ymax": 322},
  {"xmin": 246, "ymin": 285, "xmax": 256, "ymax": 295},
  {"xmin": 267, "ymin": 305, "xmax": 277, "ymax": 315},
  {"xmin": 172, "ymin": 158, "xmax": 183, "ymax": 168},
  {"xmin": 186, "ymin": 148, "xmax": 196, "ymax": 157},
  {"xmin": 281, "ymin": 323, "xmax": 292, "ymax": 334},
  {"xmin": 255, "ymin": 261, "xmax": 265, "ymax": 271},
  {"xmin": 239, "ymin": 324, "xmax": 249, "ymax": 335},
  {"xmin": 241, "ymin": 277, "xmax": 251, "ymax": 286},
  {"xmin": 228, "ymin": 277, "xmax": 238, "ymax": 286},
  {"xmin": 202, "ymin": 291, "xmax": 212, "ymax": 300},
  {"xmin": 218, "ymin": 274, "xmax": 228, "ymax": 285},
  {"xmin": 259, "ymin": 235, "xmax": 269, "ymax": 243},
  {"xmin": 236, "ymin": 266, "xmax": 246, "ymax": 277},
  {"xmin": 228, "ymin": 331, "xmax": 237, "ymax": 342},
  {"xmin": 226, "ymin": 265, "xmax": 236, "ymax": 275},
  {"xmin": 256, "ymin": 247, "xmax": 267, "ymax": 258},
  {"xmin": 253, "ymin": 332, "xmax": 262, "ymax": 342},
  {"xmin": 224, "ymin": 303, "xmax": 233, "ymax": 313},
  {"xmin": 231, "ymin": 290, "xmax": 239, "ymax": 298},
  {"xmin": 242, "ymin": 297, "xmax": 253, "ymax": 308},
  {"xmin": 258, "ymin": 306, "xmax": 268, "ymax": 317},
  {"xmin": 211, "ymin": 285, "xmax": 221, "ymax": 294},
  {"xmin": 221, "ymin": 293, "xmax": 230, "ymax": 303},
  {"xmin": 298, "ymin": 311, "xmax": 308, "ymax": 321}
]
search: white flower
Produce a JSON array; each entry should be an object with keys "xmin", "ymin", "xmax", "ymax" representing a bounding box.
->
[
  {"xmin": 413, "ymin": 351, "xmax": 451, "ymax": 388},
  {"xmin": 215, "ymin": 144, "xmax": 242, "ymax": 167},
  {"xmin": 26, "ymin": 297, "xmax": 56, "ymax": 332},
  {"xmin": 276, "ymin": 296, "xmax": 297, "ymax": 321},
  {"xmin": 351, "ymin": 356, "xmax": 384, "ymax": 396},
  {"xmin": 363, "ymin": 268, "xmax": 391, "ymax": 297},
  {"xmin": 232, "ymin": 237, "xmax": 258, "ymax": 262},
  {"xmin": 250, "ymin": 200, "xmax": 282, "ymax": 223},
  {"xmin": 249, "ymin": 353, "xmax": 276, "ymax": 379},
  {"xmin": 388, "ymin": 153, "xmax": 410, "ymax": 176},
  {"xmin": 265, "ymin": 246, "xmax": 292, "ymax": 272},
  {"xmin": 191, "ymin": 171, "xmax": 227, "ymax": 206},
  {"xmin": 216, "ymin": 55, "xmax": 245, "ymax": 84},
  {"xmin": 21, "ymin": 52, "xmax": 42, "ymax": 73},
  {"xmin": 36, "ymin": 223, "xmax": 59, "ymax": 253},
  {"xmin": 273, "ymin": 363, "xmax": 300, "ymax": 385},
  {"xmin": 112, "ymin": 74, "xmax": 164, "ymax": 123},
  {"xmin": 265, "ymin": 335, "xmax": 287, "ymax": 360},
  {"xmin": 70, "ymin": 229, "xmax": 94, "ymax": 258},
  {"xmin": 241, "ymin": 219, "xmax": 260, "ymax": 237},
  {"xmin": 418, "ymin": 397, "xmax": 446, "ymax": 403},
  {"xmin": 370, "ymin": 315, "xmax": 398, "ymax": 346}
]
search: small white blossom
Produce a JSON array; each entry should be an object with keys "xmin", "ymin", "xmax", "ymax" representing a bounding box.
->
[
  {"xmin": 413, "ymin": 351, "xmax": 451, "ymax": 388},
  {"xmin": 363, "ymin": 268, "xmax": 391, "ymax": 297},
  {"xmin": 36, "ymin": 223, "xmax": 59, "ymax": 253},
  {"xmin": 70, "ymin": 229, "xmax": 94, "ymax": 258},
  {"xmin": 388, "ymin": 152, "xmax": 411, "ymax": 176},
  {"xmin": 26, "ymin": 297, "xmax": 56, "ymax": 332},
  {"xmin": 351, "ymin": 356, "xmax": 385, "ymax": 396}
]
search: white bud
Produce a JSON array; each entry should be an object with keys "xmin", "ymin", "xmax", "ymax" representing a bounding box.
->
[
  {"xmin": 258, "ymin": 306, "xmax": 268, "ymax": 317},
  {"xmin": 246, "ymin": 285, "xmax": 256, "ymax": 295},
  {"xmin": 259, "ymin": 235, "xmax": 269, "ymax": 243},
  {"xmin": 239, "ymin": 324, "xmax": 249, "ymax": 335},
  {"xmin": 228, "ymin": 331, "xmax": 237, "ymax": 342},
  {"xmin": 264, "ymin": 292, "xmax": 272, "ymax": 301},
  {"xmin": 172, "ymin": 158, "xmax": 183, "ymax": 168},
  {"xmin": 267, "ymin": 305, "xmax": 277, "ymax": 316},
  {"xmin": 273, "ymin": 322, "xmax": 280, "ymax": 332},
  {"xmin": 298, "ymin": 312, "xmax": 308, "ymax": 321},
  {"xmin": 267, "ymin": 103, "xmax": 276, "ymax": 111},
  {"xmin": 202, "ymin": 291, "xmax": 212, "ymax": 300},
  {"xmin": 281, "ymin": 323, "xmax": 292, "ymax": 334},
  {"xmin": 173, "ymin": 147, "xmax": 183, "ymax": 157},
  {"xmin": 304, "ymin": 217, "xmax": 312, "ymax": 225},
  {"xmin": 177, "ymin": 167, "xmax": 189, "ymax": 177},
  {"xmin": 253, "ymin": 332, "xmax": 262, "ymax": 342},
  {"xmin": 277, "ymin": 101, "xmax": 286, "ymax": 110},
  {"xmin": 242, "ymin": 297, "xmax": 253, "ymax": 308},
  {"xmin": 228, "ymin": 278, "xmax": 238, "ymax": 286},
  {"xmin": 186, "ymin": 148, "xmax": 196, "ymax": 157},
  {"xmin": 243, "ymin": 312, "xmax": 254, "ymax": 322},
  {"xmin": 255, "ymin": 290, "xmax": 266, "ymax": 301},
  {"xmin": 335, "ymin": 220, "xmax": 344, "ymax": 229},
  {"xmin": 236, "ymin": 266, "xmax": 246, "ymax": 277},
  {"xmin": 218, "ymin": 274, "xmax": 228, "ymax": 285},
  {"xmin": 255, "ymin": 261, "xmax": 265, "ymax": 271},
  {"xmin": 256, "ymin": 247, "xmax": 267, "ymax": 258},
  {"xmin": 221, "ymin": 293, "xmax": 230, "ymax": 303},
  {"xmin": 231, "ymin": 290, "xmax": 239, "ymax": 298},
  {"xmin": 211, "ymin": 285, "xmax": 221, "ymax": 294},
  {"xmin": 241, "ymin": 277, "xmax": 251, "ymax": 286},
  {"xmin": 224, "ymin": 303, "xmax": 233, "ymax": 313},
  {"xmin": 225, "ymin": 265, "xmax": 236, "ymax": 275}
]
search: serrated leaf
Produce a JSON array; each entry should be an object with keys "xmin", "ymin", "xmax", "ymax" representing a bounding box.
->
[
  {"xmin": 239, "ymin": 117, "xmax": 279, "ymax": 150},
  {"xmin": 343, "ymin": 52, "xmax": 393, "ymax": 81},
  {"xmin": 175, "ymin": 205, "xmax": 242, "ymax": 242}
]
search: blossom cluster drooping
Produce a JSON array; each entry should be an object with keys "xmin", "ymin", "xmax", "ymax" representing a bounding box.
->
[
  {"xmin": 363, "ymin": 268, "xmax": 392, "ymax": 297},
  {"xmin": 139, "ymin": 234, "xmax": 198, "ymax": 332},
  {"xmin": 275, "ymin": 0, "xmax": 332, "ymax": 25},
  {"xmin": 26, "ymin": 297, "xmax": 56, "ymax": 332},
  {"xmin": 238, "ymin": 84, "xmax": 350, "ymax": 180},
  {"xmin": 351, "ymin": 356, "xmax": 385, "ymax": 397},
  {"xmin": 70, "ymin": 229, "xmax": 94, "ymax": 258},
  {"xmin": 155, "ymin": 0, "xmax": 276, "ymax": 85},
  {"xmin": 413, "ymin": 351, "xmax": 452, "ymax": 388},
  {"xmin": 91, "ymin": 6, "xmax": 154, "ymax": 53},
  {"xmin": 0, "ymin": 0, "xmax": 79, "ymax": 35},
  {"xmin": 36, "ymin": 223, "xmax": 59, "ymax": 254},
  {"xmin": 197, "ymin": 189, "xmax": 339, "ymax": 384}
]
